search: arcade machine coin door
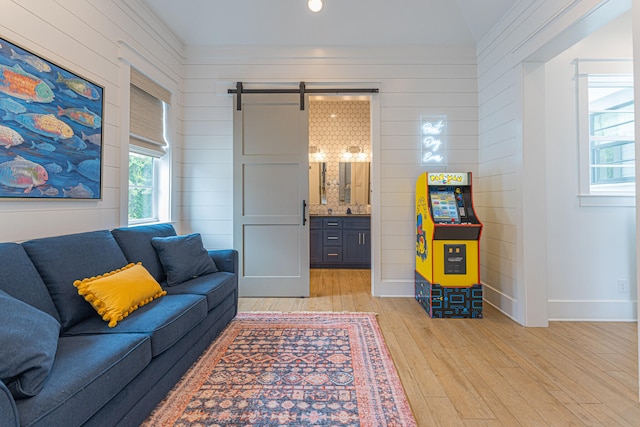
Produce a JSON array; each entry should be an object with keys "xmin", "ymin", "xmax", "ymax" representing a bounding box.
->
[{"xmin": 415, "ymin": 172, "xmax": 483, "ymax": 318}]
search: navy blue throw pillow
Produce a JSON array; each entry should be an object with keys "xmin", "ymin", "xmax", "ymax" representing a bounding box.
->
[
  {"xmin": 0, "ymin": 290, "xmax": 60, "ymax": 399},
  {"xmin": 151, "ymin": 233, "xmax": 218, "ymax": 286}
]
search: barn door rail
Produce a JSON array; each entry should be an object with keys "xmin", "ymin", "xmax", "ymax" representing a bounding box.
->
[{"xmin": 229, "ymin": 82, "xmax": 379, "ymax": 110}]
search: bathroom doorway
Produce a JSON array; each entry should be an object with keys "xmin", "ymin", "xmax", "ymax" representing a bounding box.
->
[{"xmin": 308, "ymin": 96, "xmax": 373, "ymax": 291}]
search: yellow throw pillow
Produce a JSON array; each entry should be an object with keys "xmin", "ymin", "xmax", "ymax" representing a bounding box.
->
[{"xmin": 73, "ymin": 262, "xmax": 167, "ymax": 328}]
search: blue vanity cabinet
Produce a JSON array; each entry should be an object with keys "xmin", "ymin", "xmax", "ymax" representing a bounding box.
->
[{"xmin": 310, "ymin": 216, "xmax": 370, "ymax": 269}]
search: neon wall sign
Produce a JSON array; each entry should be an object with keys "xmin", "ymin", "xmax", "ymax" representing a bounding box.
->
[{"xmin": 421, "ymin": 116, "xmax": 446, "ymax": 164}]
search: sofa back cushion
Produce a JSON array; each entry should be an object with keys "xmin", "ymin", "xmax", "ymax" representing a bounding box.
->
[
  {"xmin": 111, "ymin": 224, "xmax": 177, "ymax": 283},
  {"xmin": 22, "ymin": 230, "xmax": 129, "ymax": 331},
  {"xmin": 0, "ymin": 243, "xmax": 61, "ymax": 323}
]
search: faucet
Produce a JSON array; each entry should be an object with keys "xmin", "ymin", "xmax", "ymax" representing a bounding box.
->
[{"xmin": 355, "ymin": 201, "xmax": 361, "ymax": 214}]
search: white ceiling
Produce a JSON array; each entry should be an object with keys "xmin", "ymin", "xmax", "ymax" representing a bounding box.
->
[{"xmin": 142, "ymin": 0, "xmax": 518, "ymax": 47}]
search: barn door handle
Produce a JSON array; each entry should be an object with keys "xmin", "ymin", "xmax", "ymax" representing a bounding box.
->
[{"xmin": 302, "ymin": 200, "xmax": 307, "ymax": 226}]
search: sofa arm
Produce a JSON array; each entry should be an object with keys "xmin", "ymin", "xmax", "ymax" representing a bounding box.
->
[
  {"xmin": 0, "ymin": 380, "xmax": 19, "ymax": 427},
  {"xmin": 208, "ymin": 249, "xmax": 238, "ymax": 274}
]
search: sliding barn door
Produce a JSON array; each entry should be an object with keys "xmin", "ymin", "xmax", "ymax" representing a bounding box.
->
[{"xmin": 233, "ymin": 94, "xmax": 310, "ymax": 297}]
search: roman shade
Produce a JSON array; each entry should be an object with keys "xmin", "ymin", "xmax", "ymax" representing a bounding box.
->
[{"xmin": 130, "ymin": 68, "xmax": 171, "ymax": 157}]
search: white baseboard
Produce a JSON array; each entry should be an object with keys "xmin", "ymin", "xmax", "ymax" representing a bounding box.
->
[
  {"xmin": 374, "ymin": 279, "xmax": 415, "ymax": 297},
  {"xmin": 548, "ymin": 300, "xmax": 638, "ymax": 321},
  {"xmin": 481, "ymin": 283, "xmax": 518, "ymax": 321}
]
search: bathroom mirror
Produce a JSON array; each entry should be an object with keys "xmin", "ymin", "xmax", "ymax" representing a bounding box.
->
[
  {"xmin": 339, "ymin": 162, "xmax": 370, "ymax": 205},
  {"xmin": 309, "ymin": 162, "xmax": 327, "ymax": 205}
]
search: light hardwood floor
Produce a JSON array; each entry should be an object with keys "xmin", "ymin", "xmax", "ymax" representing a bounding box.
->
[{"xmin": 238, "ymin": 269, "xmax": 640, "ymax": 426}]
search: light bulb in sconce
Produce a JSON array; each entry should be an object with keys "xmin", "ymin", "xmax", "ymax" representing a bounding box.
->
[{"xmin": 308, "ymin": 0, "xmax": 323, "ymax": 13}]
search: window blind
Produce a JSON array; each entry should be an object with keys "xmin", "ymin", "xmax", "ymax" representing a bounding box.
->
[{"xmin": 130, "ymin": 68, "xmax": 171, "ymax": 157}]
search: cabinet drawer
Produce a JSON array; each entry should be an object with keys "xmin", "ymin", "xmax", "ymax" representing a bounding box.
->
[
  {"xmin": 323, "ymin": 230, "xmax": 342, "ymax": 246},
  {"xmin": 323, "ymin": 246, "xmax": 342, "ymax": 262},
  {"xmin": 323, "ymin": 219, "xmax": 342, "ymax": 229},
  {"xmin": 344, "ymin": 217, "xmax": 370, "ymax": 230}
]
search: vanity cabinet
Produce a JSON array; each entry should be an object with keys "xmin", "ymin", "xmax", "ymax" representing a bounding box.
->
[{"xmin": 310, "ymin": 216, "xmax": 370, "ymax": 269}]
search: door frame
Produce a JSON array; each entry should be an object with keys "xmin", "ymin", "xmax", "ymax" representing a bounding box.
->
[
  {"xmin": 230, "ymin": 81, "xmax": 381, "ymax": 297},
  {"xmin": 308, "ymin": 92, "xmax": 380, "ymax": 296}
]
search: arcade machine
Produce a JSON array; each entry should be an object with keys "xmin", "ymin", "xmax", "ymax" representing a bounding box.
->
[{"xmin": 415, "ymin": 172, "xmax": 483, "ymax": 318}]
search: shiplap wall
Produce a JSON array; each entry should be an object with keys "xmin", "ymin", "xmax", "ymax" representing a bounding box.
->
[
  {"xmin": 0, "ymin": 0, "xmax": 183, "ymax": 242},
  {"xmin": 476, "ymin": 0, "xmax": 633, "ymax": 324},
  {"xmin": 180, "ymin": 45, "xmax": 479, "ymax": 296}
]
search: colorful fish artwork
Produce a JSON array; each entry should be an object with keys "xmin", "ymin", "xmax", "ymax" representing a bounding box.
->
[
  {"xmin": 57, "ymin": 105, "xmax": 101, "ymax": 129},
  {"xmin": 0, "ymin": 37, "xmax": 103, "ymax": 199},
  {"xmin": 0, "ymin": 124, "xmax": 24, "ymax": 149},
  {"xmin": 10, "ymin": 48, "xmax": 51, "ymax": 73},
  {"xmin": 4, "ymin": 111, "xmax": 73, "ymax": 140},
  {"xmin": 56, "ymin": 72, "xmax": 100, "ymax": 100},
  {"xmin": 0, "ymin": 155, "xmax": 48, "ymax": 193},
  {"xmin": 0, "ymin": 64, "xmax": 54, "ymax": 103}
]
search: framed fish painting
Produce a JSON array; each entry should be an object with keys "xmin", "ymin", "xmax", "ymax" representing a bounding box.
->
[{"xmin": 0, "ymin": 36, "xmax": 103, "ymax": 199}]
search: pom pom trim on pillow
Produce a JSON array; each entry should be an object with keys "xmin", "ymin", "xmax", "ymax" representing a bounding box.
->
[{"xmin": 73, "ymin": 262, "xmax": 166, "ymax": 328}]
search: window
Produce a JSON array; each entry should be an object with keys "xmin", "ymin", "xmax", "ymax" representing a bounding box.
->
[
  {"xmin": 128, "ymin": 153, "xmax": 157, "ymax": 222},
  {"xmin": 128, "ymin": 68, "xmax": 171, "ymax": 224},
  {"xmin": 577, "ymin": 60, "xmax": 635, "ymax": 206},
  {"xmin": 588, "ymin": 75, "xmax": 634, "ymax": 189}
]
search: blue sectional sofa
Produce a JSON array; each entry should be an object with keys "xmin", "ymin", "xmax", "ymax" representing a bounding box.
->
[{"xmin": 0, "ymin": 224, "xmax": 238, "ymax": 427}]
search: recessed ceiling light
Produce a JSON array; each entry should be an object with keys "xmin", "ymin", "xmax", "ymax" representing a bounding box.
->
[{"xmin": 308, "ymin": 0, "xmax": 323, "ymax": 13}]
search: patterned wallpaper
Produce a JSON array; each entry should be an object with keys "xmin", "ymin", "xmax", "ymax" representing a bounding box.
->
[{"xmin": 308, "ymin": 100, "xmax": 371, "ymax": 215}]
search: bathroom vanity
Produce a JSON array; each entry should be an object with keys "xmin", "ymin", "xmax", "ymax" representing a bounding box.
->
[{"xmin": 310, "ymin": 215, "xmax": 371, "ymax": 269}]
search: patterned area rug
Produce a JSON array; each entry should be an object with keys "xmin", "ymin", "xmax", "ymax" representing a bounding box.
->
[{"xmin": 143, "ymin": 312, "xmax": 416, "ymax": 426}]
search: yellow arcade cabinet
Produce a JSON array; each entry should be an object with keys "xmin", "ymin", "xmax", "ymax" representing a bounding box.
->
[{"xmin": 415, "ymin": 172, "xmax": 483, "ymax": 318}]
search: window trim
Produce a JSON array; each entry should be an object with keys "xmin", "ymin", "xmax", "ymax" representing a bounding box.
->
[{"xmin": 576, "ymin": 59, "xmax": 635, "ymax": 207}]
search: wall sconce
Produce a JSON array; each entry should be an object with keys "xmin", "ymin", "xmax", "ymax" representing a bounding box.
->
[
  {"xmin": 309, "ymin": 145, "xmax": 325, "ymax": 161},
  {"xmin": 344, "ymin": 145, "xmax": 367, "ymax": 161},
  {"xmin": 308, "ymin": 0, "xmax": 323, "ymax": 12}
]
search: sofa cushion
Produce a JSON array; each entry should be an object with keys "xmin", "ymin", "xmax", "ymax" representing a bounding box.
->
[
  {"xmin": 0, "ymin": 242, "xmax": 60, "ymax": 322},
  {"xmin": 73, "ymin": 263, "xmax": 167, "ymax": 328},
  {"xmin": 15, "ymin": 333, "xmax": 151, "ymax": 427},
  {"xmin": 0, "ymin": 290, "xmax": 60, "ymax": 399},
  {"xmin": 64, "ymin": 294, "xmax": 207, "ymax": 357},
  {"xmin": 151, "ymin": 233, "xmax": 218, "ymax": 286},
  {"xmin": 111, "ymin": 224, "xmax": 177, "ymax": 283},
  {"xmin": 22, "ymin": 230, "xmax": 129, "ymax": 331},
  {"xmin": 165, "ymin": 271, "xmax": 236, "ymax": 312}
]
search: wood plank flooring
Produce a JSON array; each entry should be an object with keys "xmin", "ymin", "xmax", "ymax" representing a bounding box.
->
[{"xmin": 238, "ymin": 269, "xmax": 640, "ymax": 426}]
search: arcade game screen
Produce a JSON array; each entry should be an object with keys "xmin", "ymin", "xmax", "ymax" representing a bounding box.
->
[{"xmin": 430, "ymin": 188, "xmax": 460, "ymax": 223}]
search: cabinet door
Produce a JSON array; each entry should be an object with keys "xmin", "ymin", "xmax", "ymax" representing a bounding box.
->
[
  {"xmin": 343, "ymin": 229, "xmax": 364, "ymax": 263},
  {"xmin": 361, "ymin": 230, "xmax": 371, "ymax": 263}
]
